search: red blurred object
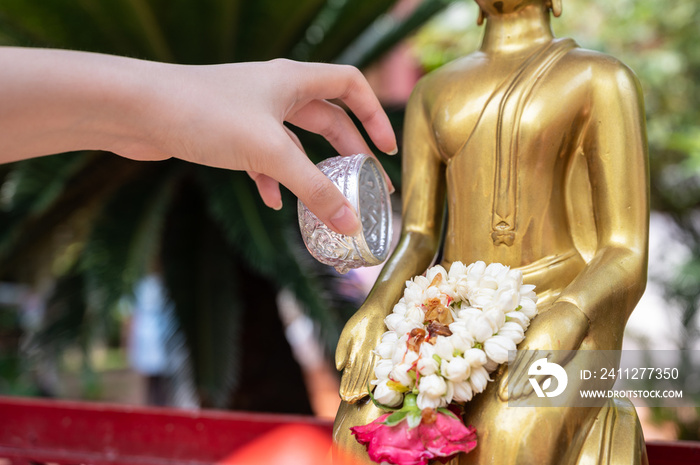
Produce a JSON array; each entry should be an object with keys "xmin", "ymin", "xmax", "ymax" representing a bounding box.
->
[
  {"xmin": 0, "ymin": 396, "xmax": 333, "ymax": 464},
  {"xmin": 0, "ymin": 396, "xmax": 699, "ymax": 465}
]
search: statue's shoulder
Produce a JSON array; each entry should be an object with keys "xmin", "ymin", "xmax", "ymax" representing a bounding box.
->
[
  {"xmin": 410, "ymin": 51, "xmax": 487, "ymax": 103},
  {"xmin": 560, "ymin": 44, "xmax": 642, "ymax": 91}
]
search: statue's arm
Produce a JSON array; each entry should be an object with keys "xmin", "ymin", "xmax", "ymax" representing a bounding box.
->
[
  {"xmin": 557, "ymin": 60, "xmax": 650, "ymax": 337},
  {"xmin": 336, "ymin": 81, "xmax": 446, "ymax": 401},
  {"xmin": 499, "ymin": 62, "xmax": 649, "ymax": 399}
]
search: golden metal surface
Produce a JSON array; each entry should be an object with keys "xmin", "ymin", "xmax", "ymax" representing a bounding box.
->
[{"xmin": 334, "ymin": 0, "xmax": 650, "ymax": 463}]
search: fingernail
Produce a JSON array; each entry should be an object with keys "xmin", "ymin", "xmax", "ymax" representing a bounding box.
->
[
  {"xmin": 272, "ymin": 202, "xmax": 283, "ymax": 211},
  {"xmin": 386, "ymin": 146, "xmax": 398, "ymax": 156},
  {"xmin": 330, "ymin": 205, "xmax": 361, "ymax": 236}
]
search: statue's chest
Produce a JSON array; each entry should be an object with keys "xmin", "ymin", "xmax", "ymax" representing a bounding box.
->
[{"xmin": 432, "ymin": 84, "xmax": 567, "ymax": 167}]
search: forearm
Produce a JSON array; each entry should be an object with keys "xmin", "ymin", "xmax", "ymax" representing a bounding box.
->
[
  {"xmin": 555, "ymin": 245, "xmax": 647, "ymax": 328},
  {"xmin": 362, "ymin": 230, "xmax": 440, "ymax": 316},
  {"xmin": 0, "ymin": 47, "xmax": 167, "ymax": 162}
]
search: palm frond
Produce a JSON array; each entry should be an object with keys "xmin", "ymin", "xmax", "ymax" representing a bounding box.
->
[
  {"xmin": 0, "ymin": 154, "xmax": 142, "ymax": 278},
  {"xmin": 30, "ymin": 267, "xmax": 87, "ymax": 356},
  {"xmin": 336, "ymin": 0, "xmax": 451, "ymax": 68},
  {"xmin": 196, "ymin": 167, "xmax": 358, "ymax": 350},
  {"xmin": 160, "ymin": 181, "xmax": 244, "ymax": 408},
  {"xmin": 291, "ymin": 0, "xmax": 396, "ymax": 62},
  {"xmin": 80, "ymin": 161, "xmax": 182, "ymax": 323}
]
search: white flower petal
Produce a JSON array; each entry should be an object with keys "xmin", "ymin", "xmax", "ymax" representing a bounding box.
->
[
  {"xmin": 373, "ymin": 379, "xmax": 404, "ymax": 407},
  {"xmin": 484, "ymin": 335, "xmax": 516, "ymax": 364}
]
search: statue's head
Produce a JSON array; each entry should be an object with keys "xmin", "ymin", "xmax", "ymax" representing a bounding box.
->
[{"xmin": 474, "ymin": 0, "xmax": 562, "ymax": 25}]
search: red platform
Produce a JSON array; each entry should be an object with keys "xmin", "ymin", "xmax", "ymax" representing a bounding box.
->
[{"xmin": 0, "ymin": 396, "xmax": 698, "ymax": 464}]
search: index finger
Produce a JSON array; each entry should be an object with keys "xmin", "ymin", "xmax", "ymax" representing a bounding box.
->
[{"xmin": 292, "ymin": 62, "xmax": 398, "ymax": 155}]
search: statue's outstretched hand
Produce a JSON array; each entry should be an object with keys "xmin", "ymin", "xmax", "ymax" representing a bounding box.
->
[
  {"xmin": 335, "ymin": 306, "xmax": 385, "ymax": 403},
  {"xmin": 498, "ymin": 301, "xmax": 589, "ymax": 401}
]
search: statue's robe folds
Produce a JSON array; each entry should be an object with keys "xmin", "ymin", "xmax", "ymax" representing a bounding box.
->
[
  {"xmin": 335, "ymin": 37, "xmax": 649, "ymax": 465},
  {"xmin": 443, "ymin": 39, "xmax": 646, "ymax": 465}
]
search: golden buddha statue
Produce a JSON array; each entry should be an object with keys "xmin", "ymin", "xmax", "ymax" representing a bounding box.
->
[{"xmin": 333, "ymin": 0, "xmax": 650, "ymax": 463}]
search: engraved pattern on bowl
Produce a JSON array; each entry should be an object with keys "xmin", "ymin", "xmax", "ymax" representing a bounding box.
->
[{"xmin": 298, "ymin": 154, "xmax": 392, "ymax": 274}]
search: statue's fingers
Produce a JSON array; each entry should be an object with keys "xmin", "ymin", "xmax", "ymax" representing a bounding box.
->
[
  {"xmin": 349, "ymin": 352, "xmax": 376, "ymax": 396},
  {"xmin": 498, "ymin": 366, "xmax": 510, "ymax": 401},
  {"xmin": 335, "ymin": 335, "xmax": 350, "ymax": 371},
  {"xmin": 339, "ymin": 356, "xmax": 359, "ymax": 401}
]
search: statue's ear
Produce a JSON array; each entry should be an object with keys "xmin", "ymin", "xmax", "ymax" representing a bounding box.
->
[
  {"xmin": 551, "ymin": 0, "xmax": 562, "ymax": 17},
  {"xmin": 477, "ymin": 8, "xmax": 485, "ymax": 25}
]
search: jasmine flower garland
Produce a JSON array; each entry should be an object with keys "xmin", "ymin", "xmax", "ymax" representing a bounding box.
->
[{"xmin": 351, "ymin": 261, "xmax": 538, "ymax": 465}]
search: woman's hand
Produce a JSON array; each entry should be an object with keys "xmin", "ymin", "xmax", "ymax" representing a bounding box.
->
[
  {"xmin": 142, "ymin": 59, "xmax": 397, "ymax": 235},
  {"xmin": 0, "ymin": 48, "xmax": 397, "ymax": 236}
]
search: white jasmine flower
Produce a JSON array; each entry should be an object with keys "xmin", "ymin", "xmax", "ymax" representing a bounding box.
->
[
  {"xmin": 425, "ymin": 264, "xmax": 448, "ymax": 285},
  {"xmin": 482, "ymin": 307, "xmax": 506, "ymax": 332},
  {"xmin": 448, "ymin": 261, "xmax": 468, "ymax": 281},
  {"xmin": 443, "ymin": 379, "xmax": 455, "ymax": 405},
  {"xmin": 392, "ymin": 334, "xmax": 409, "ymax": 364},
  {"xmin": 392, "ymin": 299, "xmax": 408, "ymax": 317},
  {"xmin": 374, "ymin": 358, "xmax": 394, "ymax": 381},
  {"xmin": 449, "ymin": 328, "xmax": 475, "ymax": 353},
  {"xmin": 417, "ymin": 374, "xmax": 447, "ymax": 409},
  {"xmin": 386, "ymin": 313, "xmax": 420, "ymax": 336},
  {"xmin": 507, "ymin": 268, "xmax": 524, "ymax": 286},
  {"xmin": 519, "ymin": 297, "xmax": 538, "ymax": 318},
  {"xmin": 449, "ymin": 262, "xmax": 470, "ymax": 299},
  {"xmin": 469, "ymin": 287, "xmax": 496, "ymax": 308},
  {"xmin": 433, "ymin": 335, "xmax": 455, "ymax": 361},
  {"xmin": 390, "ymin": 362, "xmax": 414, "ymax": 388},
  {"xmin": 484, "ymin": 262, "xmax": 509, "ymax": 281},
  {"xmin": 469, "ymin": 366, "xmax": 491, "ymax": 394},
  {"xmin": 505, "ymin": 310, "xmax": 531, "ymax": 330},
  {"xmin": 519, "ymin": 283, "xmax": 537, "ymax": 300},
  {"xmin": 369, "ymin": 260, "xmax": 537, "ymax": 414},
  {"xmin": 417, "ymin": 392, "xmax": 443, "ymax": 410},
  {"xmin": 493, "ymin": 288, "xmax": 519, "ymax": 312},
  {"xmin": 403, "ymin": 349, "xmax": 420, "ymax": 366},
  {"xmin": 463, "ymin": 348, "xmax": 487, "ymax": 367},
  {"xmin": 466, "ymin": 261, "xmax": 486, "ymax": 280},
  {"xmin": 441, "ymin": 356, "xmax": 470, "ymax": 382},
  {"xmin": 453, "ymin": 380, "xmax": 474, "ymax": 402},
  {"xmin": 373, "ymin": 379, "xmax": 404, "ymax": 407},
  {"xmin": 484, "ymin": 358, "xmax": 499, "ymax": 373},
  {"xmin": 375, "ymin": 332, "xmax": 399, "ymax": 359},
  {"xmin": 404, "ymin": 275, "xmax": 430, "ymax": 305},
  {"xmin": 457, "ymin": 304, "xmax": 481, "ymax": 320},
  {"xmin": 497, "ymin": 321, "xmax": 525, "ymax": 344},
  {"xmin": 404, "ymin": 304, "xmax": 425, "ymax": 325},
  {"xmin": 484, "ymin": 334, "xmax": 516, "ymax": 364},
  {"xmin": 471, "ymin": 315, "xmax": 494, "ymax": 343},
  {"xmin": 417, "ymin": 342, "xmax": 440, "ymax": 376},
  {"xmin": 417, "ymin": 354, "xmax": 439, "ymax": 376}
]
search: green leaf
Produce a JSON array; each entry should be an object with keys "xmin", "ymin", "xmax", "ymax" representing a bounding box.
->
[
  {"xmin": 437, "ymin": 407, "xmax": 459, "ymax": 420},
  {"xmin": 384, "ymin": 409, "xmax": 409, "ymax": 426}
]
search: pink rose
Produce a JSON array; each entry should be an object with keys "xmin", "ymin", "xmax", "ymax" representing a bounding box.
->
[{"xmin": 350, "ymin": 411, "xmax": 477, "ymax": 465}]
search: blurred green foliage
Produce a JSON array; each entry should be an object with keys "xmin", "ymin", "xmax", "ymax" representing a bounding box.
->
[{"xmin": 0, "ymin": 0, "xmax": 448, "ymax": 411}]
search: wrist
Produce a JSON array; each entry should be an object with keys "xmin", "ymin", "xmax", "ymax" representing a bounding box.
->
[{"xmin": 92, "ymin": 57, "xmax": 175, "ymax": 161}]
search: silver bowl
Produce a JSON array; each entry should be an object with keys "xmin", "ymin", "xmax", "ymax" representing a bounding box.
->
[{"xmin": 298, "ymin": 154, "xmax": 392, "ymax": 274}]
